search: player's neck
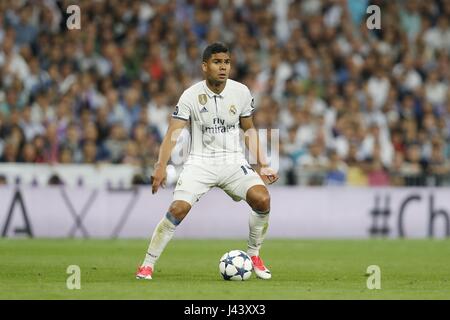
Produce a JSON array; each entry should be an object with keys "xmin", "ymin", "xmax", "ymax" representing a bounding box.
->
[{"xmin": 206, "ymin": 79, "xmax": 226, "ymax": 95}]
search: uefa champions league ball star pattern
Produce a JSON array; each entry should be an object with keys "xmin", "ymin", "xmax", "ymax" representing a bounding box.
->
[{"xmin": 219, "ymin": 250, "xmax": 253, "ymax": 281}]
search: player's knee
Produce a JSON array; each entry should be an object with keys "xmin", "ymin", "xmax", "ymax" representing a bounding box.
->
[
  {"xmin": 251, "ymin": 193, "xmax": 270, "ymax": 213},
  {"xmin": 168, "ymin": 201, "xmax": 191, "ymax": 222}
]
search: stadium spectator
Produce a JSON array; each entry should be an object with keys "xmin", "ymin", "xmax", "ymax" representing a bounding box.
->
[
  {"xmin": 298, "ymin": 140, "xmax": 328, "ymax": 185},
  {"xmin": 325, "ymin": 151, "xmax": 347, "ymax": 186},
  {"xmin": 0, "ymin": 0, "xmax": 448, "ymax": 187}
]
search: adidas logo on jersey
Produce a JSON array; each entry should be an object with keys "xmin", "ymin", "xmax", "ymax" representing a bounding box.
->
[{"xmin": 200, "ymin": 106, "xmax": 208, "ymax": 113}]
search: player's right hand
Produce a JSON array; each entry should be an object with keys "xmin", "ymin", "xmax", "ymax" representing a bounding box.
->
[{"xmin": 151, "ymin": 164, "xmax": 167, "ymax": 194}]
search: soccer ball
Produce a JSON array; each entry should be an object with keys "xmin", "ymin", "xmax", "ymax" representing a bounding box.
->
[{"xmin": 219, "ymin": 250, "xmax": 253, "ymax": 281}]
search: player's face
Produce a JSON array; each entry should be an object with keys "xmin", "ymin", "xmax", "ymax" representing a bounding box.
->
[{"xmin": 202, "ymin": 52, "xmax": 231, "ymax": 84}]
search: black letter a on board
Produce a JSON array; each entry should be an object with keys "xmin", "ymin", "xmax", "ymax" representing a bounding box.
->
[{"xmin": 2, "ymin": 190, "xmax": 33, "ymax": 237}]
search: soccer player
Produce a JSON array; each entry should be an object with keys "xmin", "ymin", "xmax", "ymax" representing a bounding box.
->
[{"xmin": 136, "ymin": 43, "xmax": 279, "ymax": 280}]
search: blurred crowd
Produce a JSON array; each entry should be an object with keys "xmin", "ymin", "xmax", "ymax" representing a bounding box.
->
[{"xmin": 0, "ymin": 0, "xmax": 449, "ymax": 186}]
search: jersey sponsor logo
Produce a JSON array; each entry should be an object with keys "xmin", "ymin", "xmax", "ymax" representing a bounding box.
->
[
  {"xmin": 202, "ymin": 117, "xmax": 237, "ymax": 134},
  {"xmin": 198, "ymin": 94, "xmax": 208, "ymax": 105},
  {"xmin": 173, "ymin": 106, "xmax": 179, "ymax": 115},
  {"xmin": 200, "ymin": 106, "xmax": 208, "ymax": 113},
  {"xmin": 229, "ymin": 105, "xmax": 236, "ymax": 115}
]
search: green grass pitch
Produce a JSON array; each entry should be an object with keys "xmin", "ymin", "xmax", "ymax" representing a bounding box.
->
[{"xmin": 1, "ymin": 239, "xmax": 450, "ymax": 299}]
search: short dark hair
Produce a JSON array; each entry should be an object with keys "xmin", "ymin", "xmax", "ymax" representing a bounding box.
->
[{"xmin": 202, "ymin": 43, "xmax": 229, "ymax": 62}]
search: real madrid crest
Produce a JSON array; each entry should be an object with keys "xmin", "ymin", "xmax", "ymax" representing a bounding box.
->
[
  {"xmin": 229, "ymin": 105, "xmax": 237, "ymax": 115},
  {"xmin": 198, "ymin": 94, "xmax": 207, "ymax": 105}
]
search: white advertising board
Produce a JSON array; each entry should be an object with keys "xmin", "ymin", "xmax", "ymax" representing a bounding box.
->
[{"xmin": 0, "ymin": 187, "xmax": 449, "ymax": 238}]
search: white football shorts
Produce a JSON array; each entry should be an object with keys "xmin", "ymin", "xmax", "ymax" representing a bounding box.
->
[{"xmin": 173, "ymin": 160, "xmax": 265, "ymax": 206}]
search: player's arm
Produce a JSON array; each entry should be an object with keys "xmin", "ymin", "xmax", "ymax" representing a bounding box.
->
[
  {"xmin": 151, "ymin": 118, "xmax": 187, "ymax": 194},
  {"xmin": 240, "ymin": 116, "xmax": 279, "ymax": 185}
]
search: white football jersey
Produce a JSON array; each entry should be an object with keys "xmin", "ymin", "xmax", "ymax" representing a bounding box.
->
[{"xmin": 172, "ymin": 79, "xmax": 255, "ymax": 164}]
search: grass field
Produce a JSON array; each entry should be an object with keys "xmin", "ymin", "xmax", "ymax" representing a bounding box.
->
[{"xmin": 1, "ymin": 239, "xmax": 450, "ymax": 299}]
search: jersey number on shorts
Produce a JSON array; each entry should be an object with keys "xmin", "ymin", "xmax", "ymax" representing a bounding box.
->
[{"xmin": 240, "ymin": 165, "xmax": 255, "ymax": 175}]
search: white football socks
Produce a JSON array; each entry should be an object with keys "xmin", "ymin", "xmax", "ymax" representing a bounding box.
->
[
  {"xmin": 142, "ymin": 213, "xmax": 179, "ymax": 268},
  {"xmin": 247, "ymin": 209, "xmax": 270, "ymax": 257}
]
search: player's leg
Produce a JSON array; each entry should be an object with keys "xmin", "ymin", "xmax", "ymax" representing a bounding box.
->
[
  {"xmin": 245, "ymin": 185, "xmax": 272, "ymax": 279},
  {"xmin": 246, "ymin": 185, "xmax": 270, "ymax": 255},
  {"xmin": 219, "ymin": 164, "xmax": 272, "ymax": 279},
  {"xmin": 136, "ymin": 200, "xmax": 192, "ymax": 279},
  {"xmin": 137, "ymin": 163, "xmax": 216, "ymax": 280}
]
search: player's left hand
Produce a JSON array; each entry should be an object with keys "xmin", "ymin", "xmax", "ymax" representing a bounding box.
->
[{"xmin": 258, "ymin": 166, "xmax": 279, "ymax": 185}]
